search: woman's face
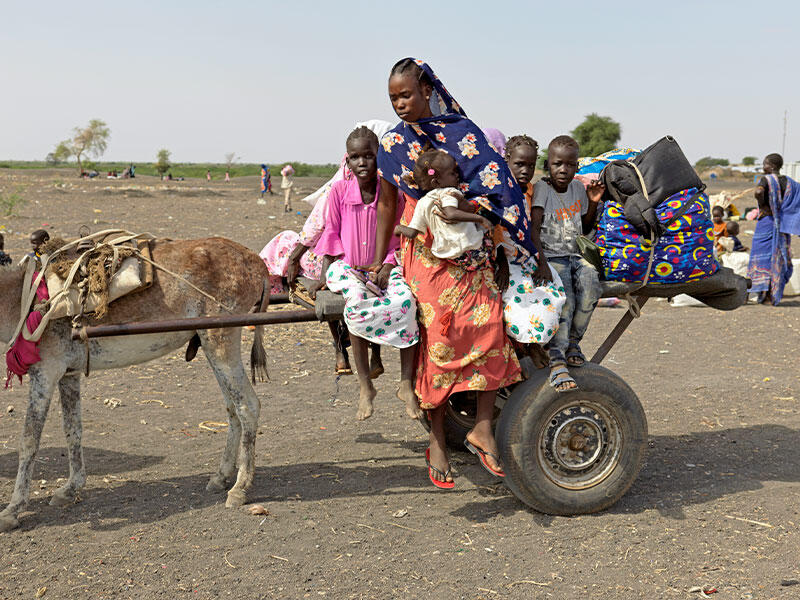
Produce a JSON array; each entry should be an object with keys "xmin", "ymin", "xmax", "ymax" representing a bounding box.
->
[
  {"xmin": 346, "ymin": 137, "xmax": 378, "ymax": 182},
  {"xmin": 388, "ymin": 73, "xmax": 432, "ymax": 123}
]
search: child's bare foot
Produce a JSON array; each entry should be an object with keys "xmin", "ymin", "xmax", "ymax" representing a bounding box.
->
[
  {"xmin": 396, "ymin": 380, "xmax": 422, "ymax": 420},
  {"xmin": 356, "ymin": 383, "xmax": 377, "ymax": 420}
]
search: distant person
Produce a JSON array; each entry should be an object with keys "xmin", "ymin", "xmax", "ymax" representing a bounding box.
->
[
  {"xmin": 20, "ymin": 229, "xmax": 50, "ymax": 266},
  {"xmin": 747, "ymin": 153, "xmax": 800, "ymax": 305},
  {"xmin": 130, "ymin": 163, "xmax": 136, "ymax": 178},
  {"xmin": 724, "ymin": 221, "xmax": 747, "ymax": 252},
  {"xmin": 0, "ymin": 233, "xmax": 12, "ymax": 266},
  {"xmin": 281, "ymin": 164, "xmax": 295, "ymax": 212},
  {"xmin": 711, "ymin": 205, "xmax": 726, "ymax": 239},
  {"xmin": 206, "ymin": 170, "xmax": 212, "ymax": 182},
  {"xmin": 259, "ymin": 165, "xmax": 273, "ymax": 202},
  {"xmin": 30, "ymin": 229, "xmax": 49, "ymax": 255},
  {"xmin": 225, "ymin": 170, "xmax": 231, "ymax": 183}
]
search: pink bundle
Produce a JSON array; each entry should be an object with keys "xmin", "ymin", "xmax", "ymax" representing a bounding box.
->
[
  {"xmin": 5, "ymin": 275, "xmax": 49, "ymax": 388},
  {"xmin": 281, "ymin": 165, "xmax": 295, "ymax": 177}
]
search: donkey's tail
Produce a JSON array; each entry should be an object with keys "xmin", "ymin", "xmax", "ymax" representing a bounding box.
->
[{"xmin": 250, "ymin": 278, "xmax": 270, "ymax": 384}]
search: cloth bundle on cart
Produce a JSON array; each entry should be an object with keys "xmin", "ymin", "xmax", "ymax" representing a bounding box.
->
[
  {"xmin": 600, "ymin": 136, "xmax": 704, "ymax": 238},
  {"xmin": 596, "ymin": 187, "xmax": 718, "ymax": 284}
]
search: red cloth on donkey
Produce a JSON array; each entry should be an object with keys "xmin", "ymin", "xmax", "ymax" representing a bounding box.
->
[{"xmin": 5, "ymin": 275, "xmax": 49, "ymax": 388}]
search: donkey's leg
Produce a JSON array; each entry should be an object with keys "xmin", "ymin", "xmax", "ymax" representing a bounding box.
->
[
  {"xmin": 198, "ymin": 328, "xmax": 260, "ymax": 508},
  {"xmin": 50, "ymin": 374, "xmax": 85, "ymax": 507},
  {"xmin": 205, "ymin": 392, "xmax": 242, "ymax": 493},
  {"xmin": 0, "ymin": 363, "xmax": 63, "ymax": 532}
]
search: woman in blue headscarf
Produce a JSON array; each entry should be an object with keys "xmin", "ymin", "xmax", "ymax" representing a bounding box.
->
[
  {"xmin": 748, "ymin": 153, "xmax": 800, "ymax": 305},
  {"xmin": 369, "ymin": 58, "xmax": 532, "ymax": 488}
]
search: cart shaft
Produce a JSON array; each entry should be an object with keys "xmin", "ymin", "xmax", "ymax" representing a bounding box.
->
[{"xmin": 71, "ymin": 309, "xmax": 318, "ymax": 340}]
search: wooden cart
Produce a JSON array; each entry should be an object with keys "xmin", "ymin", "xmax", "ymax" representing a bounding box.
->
[{"xmin": 72, "ymin": 268, "xmax": 747, "ymax": 515}]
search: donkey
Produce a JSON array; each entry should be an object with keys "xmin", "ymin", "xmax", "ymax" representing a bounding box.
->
[{"xmin": 0, "ymin": 237, "xmax": 270, "ymax": 532}]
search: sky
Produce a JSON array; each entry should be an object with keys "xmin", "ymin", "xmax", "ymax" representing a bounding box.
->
[{"xmin": 2, "ymin": 1, "xmax": 798, "ymax": 165}]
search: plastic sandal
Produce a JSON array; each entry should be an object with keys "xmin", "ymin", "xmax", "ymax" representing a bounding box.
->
[
  {"xmin": 549, "ymin": 365, "xmax": 578, "ymax": 393},
  {"xmin": 425, "ymin": 448, "xmax": 454, "ymax": 489},
  {"xmin": 566, "ymin": 347, "xmax": 586, "ymax": 367},
  {"xmin": 464, "ymin": 439, "xmax": 505, "ymax": 478}
]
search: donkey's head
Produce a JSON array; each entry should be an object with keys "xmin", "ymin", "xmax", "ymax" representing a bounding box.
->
[{"xmin": 0, "ymin": 265, "xmax": 24, "ymax": 348}]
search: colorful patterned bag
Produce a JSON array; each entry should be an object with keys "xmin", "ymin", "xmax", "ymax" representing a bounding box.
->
[{"xmin": 595, "ymin": 188, "xmax": 718, "ymax": 284}]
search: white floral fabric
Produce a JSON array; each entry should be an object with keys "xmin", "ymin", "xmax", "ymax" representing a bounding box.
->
[
  {"xmin": 326, "ymin": 260, "xmax": 419, "ymax": 348},
  {"xmin": 502, "ymin": 256, "xmax": 566, "ymax": 344}
]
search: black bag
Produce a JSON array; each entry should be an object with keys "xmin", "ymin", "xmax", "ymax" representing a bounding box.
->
[
  {"xmin": 601, "ymin": 136, "xmax": 704, "ymax": 238},
  {"xmin": 576, "ymin": 234, "xmax": 604, "ymax": 278}
]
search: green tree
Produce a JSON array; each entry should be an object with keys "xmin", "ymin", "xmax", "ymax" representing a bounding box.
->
[
  {"xmin": 742, "ymin": 156, "xmax": 757, "ymax": 166},
  {"xmin": 571, "ymin": 114, "xmax": 621, "ymax": 157},
  {"xmin": 52, "ymin": 141, "xmax": 73, "ymax": 164},
  {"xmin": 694, "ymin": 156, "xmax": 729, "ymax": 169},
  {"xmin": 52, "ymin": 119, "xmax": 110, "ymax": 173},
  {"xmin": 155, "ymin": 149, "xmax": 171, "ymax": 177}
]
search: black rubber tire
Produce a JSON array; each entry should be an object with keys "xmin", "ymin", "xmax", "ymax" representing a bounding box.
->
[{"xmin": 496, "ymin": 363, "xmax": 647, "ymax": 515}]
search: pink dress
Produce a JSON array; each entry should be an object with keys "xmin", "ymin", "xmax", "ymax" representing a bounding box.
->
[
  {"xmin": 313, "ymin": 178, "xmax": 401, "ymax": 267},
  {"xmin": 318, "ymin": 179, "xmax": 418, "ymax": 348},
  {"xmin": 259, "ymin": 180, "xmax": 332, "ymax": 292}
]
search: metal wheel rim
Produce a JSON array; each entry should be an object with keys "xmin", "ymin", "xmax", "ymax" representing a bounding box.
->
[{"xmin": 536, "ymin": 399, "xmax": 622, "ymax": 490}]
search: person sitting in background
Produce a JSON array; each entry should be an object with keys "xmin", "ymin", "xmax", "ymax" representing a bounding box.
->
[
  {"xmin": 0, "ymin": 233, "xmax": 12, "ymax": 266},
  {"xmin": 30, "ymin": 229, "xmax": 49, "ymax": 256},
  {"xmin": 717, "ymin": 220, "xmax": 747, "ymax": 254},
  {"xmin": 18, "ymin": 229, "xmax": 50, "ymax": 267},
  {"xmin": 712, "ymin": 205, "xmax": 726, "ymax": 240},
  {"xmin": 726, "ymin": 221, "xmax": 746, "ymax": 251}
]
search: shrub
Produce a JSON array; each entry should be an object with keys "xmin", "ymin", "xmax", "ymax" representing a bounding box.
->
[{"xmin": 0, "ymin": 187, "xmax": 26, "ymax": 216}]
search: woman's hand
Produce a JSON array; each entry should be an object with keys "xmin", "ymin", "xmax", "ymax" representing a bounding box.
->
[
  {"xmin": 360, "ymin": 261, "xmax": 384, "ymax": 274},
  {"xmin": 494, "ymin": 250, "xmax": 510, "ymax": 292},
  {"xmin": 305, "ymin": 278, "xmax": 326, "ymax": 299},
  {"xmin": 286, "ymin": 256, "xmax": 301, "ymax": 284},
  {"xmin": 286, "ymin": 242, "xmax": 310, "ymax": 284}
]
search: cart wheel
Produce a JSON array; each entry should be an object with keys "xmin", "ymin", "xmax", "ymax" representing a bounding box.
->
[{"xmin": 496, "ymin": 363, "xmax": 647, "ymax": 515}]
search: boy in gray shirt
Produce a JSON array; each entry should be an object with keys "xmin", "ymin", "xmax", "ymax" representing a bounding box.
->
[{"xmin": 531, "ymin": 135, "xmax": 604, "ymax": 392}]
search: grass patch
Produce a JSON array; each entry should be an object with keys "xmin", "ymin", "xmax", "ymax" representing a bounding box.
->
[{"xmin": 0, "ymin": 160, "xmax": 338, "ymax": 179}]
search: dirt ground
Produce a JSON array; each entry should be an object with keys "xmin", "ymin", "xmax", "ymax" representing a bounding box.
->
[{"xmin": 1, "ymin": 170, "xmax": 799, "ymax": 599}]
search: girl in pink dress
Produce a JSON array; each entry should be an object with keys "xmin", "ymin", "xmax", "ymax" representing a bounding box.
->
[{"xmin": 314, "ymin": 127, "xmax": 418, "ymax": 421}]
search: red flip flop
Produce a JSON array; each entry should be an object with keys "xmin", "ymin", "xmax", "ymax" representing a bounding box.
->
[
  {"xmin": 464, "ymin": 440, "xmax": 505, "ymax": 478},
  {"xmin": 425, "ymin": 448, "xmax": 454, "ymax": 489}
]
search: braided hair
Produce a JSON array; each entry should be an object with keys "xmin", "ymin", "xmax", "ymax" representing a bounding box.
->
[
  {"xmin": 346, "ymin": 125, "xmax": 379, "ymax": 150},
  {"xmin": 504, "ymin": 134, "xmax": 539, "ymax": 161},
  {"xmin": 389, "ymin": 58, "xmax": 434, "ymax": 90}
]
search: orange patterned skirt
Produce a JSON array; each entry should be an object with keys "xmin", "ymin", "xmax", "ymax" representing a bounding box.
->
[{"xmin": 400, "ymin": 199, "xmax": 521, "ymax": 410}]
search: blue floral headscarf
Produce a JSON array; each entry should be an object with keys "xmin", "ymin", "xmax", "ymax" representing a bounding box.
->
[{"xmin": 377, "ymin": 58, "xmax": 534, "ymax": 255}]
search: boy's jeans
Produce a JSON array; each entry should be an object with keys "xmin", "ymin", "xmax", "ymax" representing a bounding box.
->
[{"xmin": 544, "ymin": 255, "xmax": 601, "ymax": 365}]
